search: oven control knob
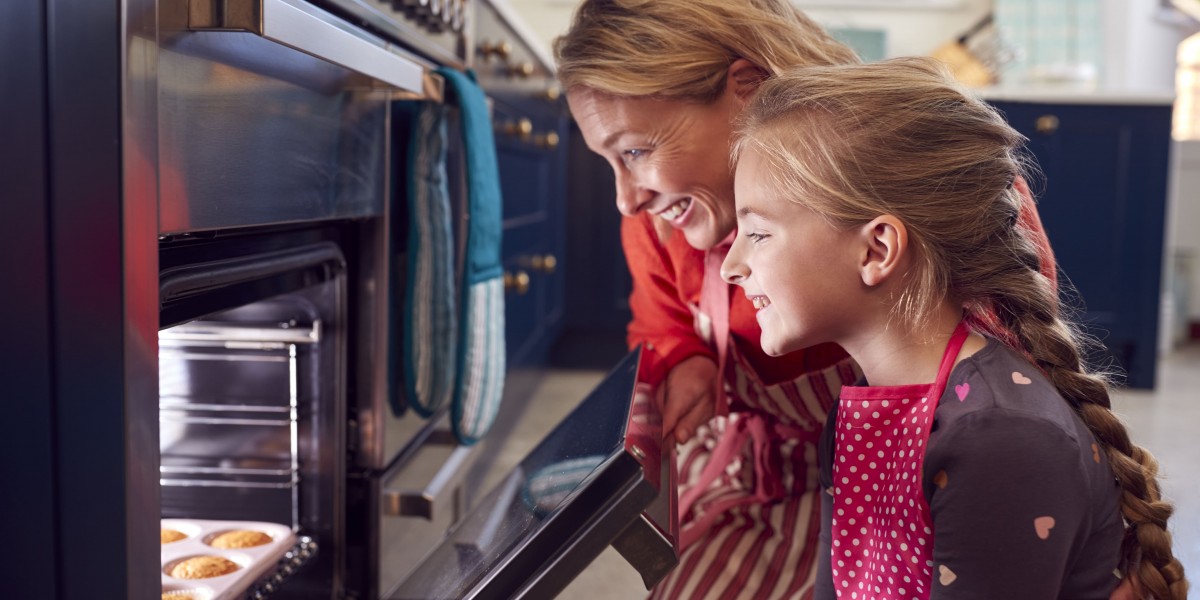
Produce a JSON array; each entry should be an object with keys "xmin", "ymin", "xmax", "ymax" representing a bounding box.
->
[
  {"xmin": 479, "ymin": 39, "xmax": 513, "ymax": 60},
  {"xmin": 510, "ymin": 62, "xmax": 535, "ymax": 79}
]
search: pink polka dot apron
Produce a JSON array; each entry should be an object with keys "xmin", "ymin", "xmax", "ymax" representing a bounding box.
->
[{"xmin": 830, "ymin": 322, "xmax": 970, "ymax": 600}]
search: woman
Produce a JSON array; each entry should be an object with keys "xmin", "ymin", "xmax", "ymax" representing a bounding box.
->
[{"xmin": 553, "ymin": 1, "xmax": 1056, "ymax": 598}]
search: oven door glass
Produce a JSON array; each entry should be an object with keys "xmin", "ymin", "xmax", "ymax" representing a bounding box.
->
[{"xmin": 387, "ymin": 348, "xmax": 678, "ymax": 599}]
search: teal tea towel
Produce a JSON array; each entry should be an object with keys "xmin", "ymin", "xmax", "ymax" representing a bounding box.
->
[
  {"xmin": 437, "ymin": 67, "xmax": 506, "ymax": 445},
  {"xmin": 393, "ymin": 101, "xmax": 458, "ymax": 417}
]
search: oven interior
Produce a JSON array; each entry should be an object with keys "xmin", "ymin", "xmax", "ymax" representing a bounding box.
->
[{"xmin": 158, "ymin": 235, "xmax": 348, "ymax": 597}]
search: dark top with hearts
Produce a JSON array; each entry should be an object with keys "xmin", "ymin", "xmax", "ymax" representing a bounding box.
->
[{"xmin": 815, "ymin": 337, "xmax": 1124, "ymax": 599}]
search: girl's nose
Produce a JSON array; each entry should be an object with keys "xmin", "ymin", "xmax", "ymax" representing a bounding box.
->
[
  {"xmin": 614, "ymin": 170, "xmax": 657, "ymax": 217},
  {"xmin": 721, "ymin": 239, "xmax": 748, "ymax": 284}
]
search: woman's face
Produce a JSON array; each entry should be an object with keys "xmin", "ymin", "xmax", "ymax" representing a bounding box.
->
[
  {"xmin": 721, "ymin": 148, "xmax": 864, "ymax": 356},
  {"xmin": 567, "ymin": 86, "xmax": 742, "ymax": 251}
]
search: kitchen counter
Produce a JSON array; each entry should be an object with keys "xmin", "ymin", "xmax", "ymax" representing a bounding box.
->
[{"xmin": 976, "ymin": 85, "xmax": 1175, "ymax": 106}]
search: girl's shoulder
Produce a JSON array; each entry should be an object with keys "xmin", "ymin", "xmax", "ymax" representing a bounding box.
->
[{"xmin": 933, "ymin": 338, "xmax": 1085, "ymax": 446}]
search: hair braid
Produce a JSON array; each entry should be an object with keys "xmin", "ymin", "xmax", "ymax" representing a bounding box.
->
[{"xmin": 973, "ymin": 191, "xmax": 1188, "ymax": 600}]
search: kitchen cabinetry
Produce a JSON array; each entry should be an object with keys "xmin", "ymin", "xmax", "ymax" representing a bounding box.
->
[
  {"xmin": 474, "ymin": 2, "xmax": 570, "ymax": 369},
  {"xmin": 990, "ymin": 98, "xmax": 1172, "ymax": 389}
]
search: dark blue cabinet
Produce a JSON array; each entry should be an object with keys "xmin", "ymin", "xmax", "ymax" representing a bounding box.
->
[
  {"xmin": 492, "ymin": 94, "xmax": 569, "ymax": 368},
  {"xmin": 991, "ymin": 100, "xmax": 1172, "ymax": 388}
]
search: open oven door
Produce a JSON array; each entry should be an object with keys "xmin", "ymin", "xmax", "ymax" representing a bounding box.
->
[{"xmin": 386, "ymin": 347, "xmax": 679, "ymax": 599}]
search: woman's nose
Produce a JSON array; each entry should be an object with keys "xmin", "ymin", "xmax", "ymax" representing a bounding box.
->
[{"xmin": 614, "ymin": 171, "xmax": 656, "ymax": 217}]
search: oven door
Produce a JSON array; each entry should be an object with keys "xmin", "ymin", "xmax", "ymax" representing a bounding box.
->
[{"xmin": 386, "ymin": 348, "xmax": 680, "ymax": 599}]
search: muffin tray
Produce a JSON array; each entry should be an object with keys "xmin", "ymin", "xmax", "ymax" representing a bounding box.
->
[{"xmin": 161, "ymin": 519, "xmax": 296, "ymax": 600}]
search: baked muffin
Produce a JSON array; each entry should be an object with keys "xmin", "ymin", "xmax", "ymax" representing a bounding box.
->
[
  {"xmin": 168, "ymin": 555, "xmax": 239, "ymax": 579},
  {"xmin": 209, "ymin": 529, "xmax": 272, "ymax": 549},
  {"xmin": 161, "ymin": 529, "xmax": 187, "ymax": 544}
]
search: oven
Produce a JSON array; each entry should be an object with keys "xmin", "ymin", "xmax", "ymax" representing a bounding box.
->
[{"xmin": 3, "ymin": 0, "xmax": 678, "ymax": 597}]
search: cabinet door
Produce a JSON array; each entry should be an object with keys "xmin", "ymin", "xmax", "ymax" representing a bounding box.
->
[
  {"xmin": 493, "ymin": 97, "xmax": 568, "ymax": 368},
  {"xmin": 993, "ymin": 101, "xmax": 1171, "ymax": 388}
]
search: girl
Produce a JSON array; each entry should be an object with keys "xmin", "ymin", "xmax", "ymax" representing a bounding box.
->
[{"xmin": 721, "ymin": 57, "xmax": 1187, "ymax": 599}]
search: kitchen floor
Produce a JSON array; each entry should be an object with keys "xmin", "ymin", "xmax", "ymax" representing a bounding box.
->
[{"xmin": 496, "ymin": 343, "xmax": 1200, "ymax": 599}]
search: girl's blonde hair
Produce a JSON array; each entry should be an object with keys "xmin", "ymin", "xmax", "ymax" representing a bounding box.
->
[
  {"xmin": 735, "ymin": 57, "xmax": 1187, "ymax": 599},
  {"xmin": 553, "ymin": 0, "xmax": 860, "ymax": 103}
]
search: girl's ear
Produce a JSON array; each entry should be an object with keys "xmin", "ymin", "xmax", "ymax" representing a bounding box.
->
[
  {"xmin": 858, "ymin": 215, "xmax": 908, "ymax": 287},
  {"xmin": 727, "ymin": 58, "xmax": 770, "ymax": 108}
]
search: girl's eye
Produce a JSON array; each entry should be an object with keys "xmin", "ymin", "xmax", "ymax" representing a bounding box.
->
[{"xmin": 744, "ymin": 232, "xmax": 769, "ymax": 243}]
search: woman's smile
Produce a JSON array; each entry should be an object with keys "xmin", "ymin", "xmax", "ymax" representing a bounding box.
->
[{"xmin": 656, "ymin": 197, "xmax": 694, "ymax": 225}]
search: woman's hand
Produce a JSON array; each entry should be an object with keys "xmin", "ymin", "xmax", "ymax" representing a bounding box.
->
[{"xmin": 658, "ymin": 355, "xmax": 718, "ymax": 444}]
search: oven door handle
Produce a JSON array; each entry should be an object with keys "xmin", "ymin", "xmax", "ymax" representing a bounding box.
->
[
  {"xmin": 382, "ymin": 430, "xmax": 478, "ymax": 520},
  {"xmin": 188, "ymin": 0, "xmax": 444, "ymax": 101}
]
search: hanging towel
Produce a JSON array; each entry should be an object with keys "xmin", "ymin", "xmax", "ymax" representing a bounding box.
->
[
  {"xmin": 437, "ymin": 67, "xmax": 506, "ymax": 445},
  {"xmin": 392, "ymin": 101, "xmax": 458, "ymax": 417}
]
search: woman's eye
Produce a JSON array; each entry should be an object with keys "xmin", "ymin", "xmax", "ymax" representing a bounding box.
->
[
  {"xmin": 620, "ymin": 148, "xmax": 648, "ymax": 163},
  {"xmin": 744, "ymin": 232, "xmax": 769, "ymax": 243}
]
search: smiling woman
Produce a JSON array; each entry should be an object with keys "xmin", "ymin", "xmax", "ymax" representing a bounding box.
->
[{"xmin": 554, "ymin": 1, "xmax": 870, "ymax": 599}]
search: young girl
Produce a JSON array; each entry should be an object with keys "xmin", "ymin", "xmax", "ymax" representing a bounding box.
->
[{"xmin": 721, "ymin": 57, "xmax": 1188, "ymax": 599}]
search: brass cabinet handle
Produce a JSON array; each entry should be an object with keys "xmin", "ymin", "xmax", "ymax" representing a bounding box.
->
[
  {"xmin": 530, "ymin": 254, "xmax": 557, "ymax": 274},
  {"xmin": 533, "ymin": 131, "xmax": 560, "ymax": 150},
  {"xmin": 1036, "ymin": 114, "xmax": 1059, "ymax": 135},
  {"xmin": 504, "ymin": 270, "xmax": 530, "ymax": 295},
  {"xmin": 498, "ymin": 118, "xmax": 533, "ymax": 139}
]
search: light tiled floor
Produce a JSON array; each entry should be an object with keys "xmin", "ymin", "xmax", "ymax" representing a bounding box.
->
[
  {"xmin": 1110, "ymin": 344, "xmax": 1200, "ymax": 586},
  {"xmin": 501, "ymin": 345, "xmax": 1200, "ymax": 599}
]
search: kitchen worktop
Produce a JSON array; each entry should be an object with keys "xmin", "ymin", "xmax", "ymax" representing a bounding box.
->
[{"xmin": 977, "ymin": 85, "xmax": 1175, "ymax": 105}]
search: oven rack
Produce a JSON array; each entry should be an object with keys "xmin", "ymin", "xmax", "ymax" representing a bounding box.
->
[{"xmin": 246, "ymin": 535, "xmax": 319, "ymax": 599}]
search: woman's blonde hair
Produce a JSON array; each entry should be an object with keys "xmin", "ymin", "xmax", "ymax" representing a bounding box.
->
[
  {"xmin": 553, "ymin": 0, "xmax": 860, "ymax": 102},
  {"xmin": 735, "ymin": 57, "xmax": 1188, "ymax": 599}
]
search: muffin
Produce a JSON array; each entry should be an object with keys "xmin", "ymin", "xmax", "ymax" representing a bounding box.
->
[
  {"xmin": 168, "ymin": 556, "xmax": 239, "ymax": 579},
  {"xmin": 161, "ymin": 529, "xmax": 187, "ymax": 544},
  {"xmin": 209, "ymin": 529, "xmax": 272, "ymax": 549}
]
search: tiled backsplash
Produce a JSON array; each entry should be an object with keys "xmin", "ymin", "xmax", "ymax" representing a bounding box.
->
[{"xmin": 995, "ymin": 0, "xmax": 1104, "ymax": 85}]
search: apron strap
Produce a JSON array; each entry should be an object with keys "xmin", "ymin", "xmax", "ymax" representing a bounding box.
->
[
  {"xmin": 700, "ymin": 233, "xmax": 736, "ymax": 418},
  {"xmin": 933, "ymin": 320, "xmax": 972, "ymax": 396}
]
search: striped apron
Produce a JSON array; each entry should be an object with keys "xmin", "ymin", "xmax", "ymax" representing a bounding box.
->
[{"xmin": 650, "ymin": 342, "xmax": 861, "ymax": 600}]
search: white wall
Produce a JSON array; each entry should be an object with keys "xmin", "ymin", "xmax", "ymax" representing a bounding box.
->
[{"xmin": 1102, "ymin": 0, "xmax": 1194, "ymax": 92}]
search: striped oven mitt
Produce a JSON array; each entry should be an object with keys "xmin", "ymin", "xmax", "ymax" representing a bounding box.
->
[
  {"xmin": 393, "ymin": 101, "xmax": 457, "ymax": 417},
  {"xmin": 437, "ymin": 67, "xmax": 506, "ymax": 445}
]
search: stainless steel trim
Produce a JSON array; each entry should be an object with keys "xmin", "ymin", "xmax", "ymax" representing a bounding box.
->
[
  {"xmin": 161, "ymin": 480, "xmax": 298, "ymax": 489},
  {"xmin": 188, "ymin": 0, "xmax": 442, "ymax": 99},
  {"xmin": 381, "ymin": 432, "xmax": 477, "ymax": 520},
  {"xmin": 159, "ymin": 321, "xmax": 321, "ymax": 345}
]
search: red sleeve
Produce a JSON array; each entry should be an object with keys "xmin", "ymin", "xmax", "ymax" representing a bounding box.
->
[
  {"xmin": 621, "ymin": 213, "xmax": 714, "ymax": 387},
  {"xmin": 1014, "ymin": 175, "xmax": 1057, "ymax": 288}
]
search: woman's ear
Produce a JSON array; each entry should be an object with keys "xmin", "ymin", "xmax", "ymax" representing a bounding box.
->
[
  {"xmin": 727, "ymin": 58, "xmax": 770, "ymax": 108},
  {"xmin": 858, "ymin": 215, "xmax": 908, "ymax": 287}
]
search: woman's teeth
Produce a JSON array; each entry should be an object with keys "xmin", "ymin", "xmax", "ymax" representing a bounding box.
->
[
  {"xmin": 661, "ymin": 198, "xmax": 691, "ymax": 220},
  {"xmin": 752, "ymin": 296, "xmax": 771, "ymax": 310}
]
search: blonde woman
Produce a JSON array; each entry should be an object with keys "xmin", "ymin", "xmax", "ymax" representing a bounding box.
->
[
  {"xmin": 554, "ymin": 1, "xmax": 1062, "ymax": 598},
  {"xmin": 721, "ymin": 57, "xmax": 1187, "ymax": 599}
]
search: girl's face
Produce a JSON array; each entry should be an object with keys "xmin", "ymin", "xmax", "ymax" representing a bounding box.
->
[
  {"xmin": 721, "ymin": 148, "xmax": 866, "ymax": 356},
  {"xmin": 567, "ymin": 86, "xmax": 741, "ymax": 251}
]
